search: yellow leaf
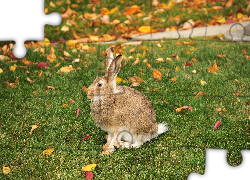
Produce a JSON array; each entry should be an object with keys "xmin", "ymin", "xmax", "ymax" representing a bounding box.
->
[
  {"xmin": 61, "ymin": 25, "xmax": 69, "ymax": 32},
  {"xmin": 237, "ymin": 13, "xmax": 244, "ymax": 19},
  {"xmin": 44, "ymin": 38, "xmax": 50, "ymax": 46},
  {"xmin": 54, "ymin": 63, "xmax": 61, "ymax": 68},
  {"xmin": 200, "ymin": 80, "xmax": 207, "ymax": 86},
  {"xmin": 88, "ymin": 36, "xmax": 99, "ymax": 42},
  {"xmin": 138, "ymin": 26, "xmax": 156, "ymax": 33},
  {"xmin": 165, "ymin": 137, "xmax": 171, "ymax": 140},
  {"xmin": 63, "ymin": 104, "xmax": 69, "ymax": 107},
  {"xmin": 0, "ymin": 68, "xmax": 3, "ymax": 73},
  {"xmin": 82, "ymin": 164, "xmax": 98, "ymax": 171},
  {"xmin": 110, "ymin": 7, "xmax": 117, "ymax": 14},
  {"xmin": 71, "ymin": 4, "xmax": 78, "ymax": 8},
  {"xmin": 116, "ymin": 77, "xmax": 123, "ymax": 83},
  {"xmin": 9, "ymin": 64, "xmax": 17, "ymax": 72},
  {"xmin": 170, "ymin": 77, "xmax": 177, "ymax": 82},
  {"xmin": 43, "ymin": 148, "xmax": 55, "ymax": 155},
  {"xmin": 59, "ymin": 65, "xmax": 74, "ymax": 73},
  {"xmin": 30, "ymin": 125, "xmax": 38, "ymax": 135},
  {"xmin": 216, "ymin": 16, "xmax": 226, "ymax": 24},
  {"xmin": 3, "ymin": 167, "xmax": 11, "ymax": 175},
  {"xmin": 156, "ymin": 58, "xmax": 164, "ymax": 63},
  {"xmin": 176, "ymin": 108, "xmax": 182, "ymax": 113},
  {"xmin": 44, "ymin": 8, "xmax": 48, "ymax": 14},
  {"xmin": 192, "ymin": 70, "xmax": 196, "ymax": 74},
  {"xmin": 153, "ymin": 70, "xmax": 162, "ymax": 81},
  {"xmin": 101, "ymin": 7, "xmax": 109, "ymax": 15}
]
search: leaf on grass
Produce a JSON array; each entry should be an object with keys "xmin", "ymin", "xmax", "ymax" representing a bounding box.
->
[
  {"xmin": 129, "ymin": 47, "xmax": 136, "ymax": 53},
  {"xmin": 22, "ymin": 59, "xmax": 34, "ymax": 65},
  {"xmin": 181, "ymin": 106, "xmax": 193, "ymax": 112},
  {"xmin": 86, "ymin": 171, "xmax": 94, "ymax": 180},
  {"xmin": 116, "ymin": 77, "xmax": 123, "ymax": 83},
  {"xmin": 43, "ymin": 148, "xmax": 55, "ymax": 155},
  {"xmin": 6, "ymin": 79, "xmax": 16, "ymax": 88},
  {"xmin": 3, "ymin": 167, "xmax": 11, "ymax": 175},
  {"xmin": 82, "ymin": 135, "xmax": 91, "ymax": 141},
  {"xmin": 61, "ymin": 25, "xmax": 70, "ymax": 32},
  {"xmin": 27, "ymin": 77, "xmax": 35, "ymax": 83},
  {"xmin": 182, "ymin": 19, "xmax": 195, "ymax": 30},
  {"xmin": 183, "ymin": 41, "xmax": 194, "ymax": 45},
  {"xmin": 194, "ymin": 92, "xmax": 207, "ymax": 98},
  {"xmin": 156, "ymin": 58, "xmax": 164, "ymax": 63},
  {"xmin": 214, "ymin": 121, "xmax": 221, "ymax": 130},
  {"xmin": 70, "ymin": 99, "xmax": 75, "ymax": 103},
  {"xmin": 153, "ymin": 70, "xmax": 162, "ymax": 81},
  {"xmin": 37, "ymin": 62, "xmax": 47, "ymax": 68},
  {"xmin": 9, "ymin": 64, "xmax": 17, "ymax": 72},
  {"xmin": 59, "ymin": 65, "xmax": 74, "ymax": 73},
  {"xmin": 82, "ymin": 164, "xmax": 98, "ymax": 171},
  {"xmin": 63, "ymin": 51, "xmax": 71, "ymax": 57},
  {"xmin": 170, "ymin": 77, "xmax": 177, "ymax": 82},
  {"xmin": 175, "ymin": 108, "xmax": 182, "ymax": 113},
  {"xmin": 192, "ymin": 70, "xmax": 196, "ymax": 74},
  {"xmin": 46, "ymin": 86, "xmax": 55, "ymax": 90},
  {"xmin": 132, "ymin": 58, "xmax": 140, "ymax": 65},
  {"xmin": 0, "ymin": 68, "xmax": 3, "ymax": 74},
  {"xmin": 208, "ymin": 60, "xmax": 219, "ymax": 72},
  {"xmin": 54, "ymin": 63, "xmax": 61, "ymax": 68},
  {"xmin": 122, "ymin": 41, "xmax": 143, "ymax": 46},
  {"xmin": 243, "ymin": 49, "xmax": 246, "ymax": 55},
  {"xmin": 200, "ymin": 80, "xmax": 207, "ymax": 86},
  {"xmin": 63, "ymin": 104, "xmax": 69, "ymax": 107},
  {"xmin": 175, "ymin": 67, "xmax": 179, "ymax": 72},
  {"xmin": 76, "ymin": 108, "xmax": 80, "ymax": 117},
  {"xmin": 217, "ymin": 54, "xmax": 227, "ymax": 58},
  {"xmin": 30, "ymin": 125, "xmax": 38, "ymax": 135},
  {"xmin": 128, "ymin": 76, "xmax": 144, "ymax": 87},
  {"xmin": 146, "ymin": 63, "xmax": 151, "ymax": 69},
  {"xmin": 246, "ymin": 55, "xmax": 250, "ymax": 60},
  {"xmin": 175, "ymin": 41, "xmax": 182, "ymax": 45}
]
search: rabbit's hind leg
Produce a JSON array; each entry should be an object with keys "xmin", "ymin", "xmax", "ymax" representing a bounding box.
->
[{"xmin": 103, "ymin": 132, "xmax": 114, "ymax": 150}]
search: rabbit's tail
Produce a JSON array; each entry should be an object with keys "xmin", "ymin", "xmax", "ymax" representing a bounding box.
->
[{"xmin": 157, "ymin": 123, "xmax": 168, "ymax": 135}]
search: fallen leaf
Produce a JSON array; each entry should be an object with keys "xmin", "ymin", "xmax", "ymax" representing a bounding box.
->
[
  {"xmin": 176, "ymin": 108, "xmax": 182, "ymax": 113},
  {"xmin": 181, "ymin": 106, "xmax": 193, "ymax": 112},
  {"xmin": 122, "ymin": 41, "xmax": 143, "ymax": 46},
  {"xmin": 175, "ymin": 41, "xmax": 182, "ymax": 45},
  {"xmin": 170, "ymin": 77, "xmax": 177, "ymax": 82},
  {"xmin": 200, "ymin": 80, "xmax": 207, "ymax": 86},
  {"xmin": 156, "ymin": 58, "xmax": 164, "ymax": 63},
  {"xmin": 46, "ymin": 86, "xmax": 55, "ymax": 90},
  {"xmin": 153, "ymin": 70, "xmax": 162, "ymax": 81},
  {"xmin": 183, "ymin": 41, "xmax": 194, "ymax": 45},
  {"xmin": 128, "ymin": 76, "xmax": 144, "ymax": 87},
  {"xmin": 54, "ymin": 63, "xmax": 61, "ymax": 68},
  {"xmin": 37, "ymin": 62, "xmax": 47, "ymax": 68},
  {"xmin": 182, "ymin": 19, "xmax": 195, "ymax": 30},
  {"xmin": 59, "ymin": 65, "xmax": 74, "ymax": 73},
  {"xmin": 243, "ymin": 49, "xmax": 246, "ymax": 55},
  {"xmin": 132, "ymin": 58, "xmax": 140, "ymax": 65},
  {"xmin": 70, "ymin": 99, "xmax": 75, "ymax": 103},
  {"xmin": 27, "ymin": 77, "xmax": 35, "ymax": 83},
  {"xmin": 146, "ymin": 63, "xmax": 152, "ymax": 69},
  {"xmin": 82, "ymin": 164, "xmax": 98, "ymax": 171},
  {"xmin": 214, "ymin": 121, "xmax": 221, "ymax": 130},
  {"xmin": 124, "ymin": 5, "xmax": 141, "ymax": 15},
  {"xmin": 217, "ymin": 54, "xmax": 227, "ymax": 58},
  {"xmin": 63, "ymin": 51, "xmax": 71, "ymax": 57},
  {"xmin": 208, "ymin": 60, "xmax": 219, "ymax": 72},
  {"xmin": 246, "ymin": 55, "xmax": 250, "ymax": 60},
  {"xmin": 82, "ymin": 135, "xmax": 91, "ymax": 141},
  {"xmin": 3, "ymin": 167, "xmax": 11, "ymax": 175},
  {"xmin": 192, "ymin": 70, "xmax": 196, "ymax": 74},
  {"xmin": 130, "ymin": 47, "xmax": 136, "ymax": 53},
  {"xmin": 50, "ymin": 1, "xmax": 56, "ymax": 8},
  {"xmin": 0, "ymin": 68, "xmax": 3, "ymax": 73},
  {"xmin": 216, "ymin": 108, "xmax": 222, "ymax": 112},
  {"xmin": 175, "ymin": 67, "xmax": 179, "ymax": 72},
  {"xmin": 194, "ymin": 92, "xmax": 207, "ymax": 98},
  {"xmin": 86, "ymin": 171, "xmax": 94, "ymax": 180},
  {"xmin": 185, "ymin": 61, "xmax": 191, "ymax": 66},
  {"xmin": 76, "ymin": 108, "xmax": 80, "ymax": 117},
  {"xmin": 6, "ymin": 79, "xmax": 16, "ymax": 88},
  {"xmin": 9, "ymin": 64, "xmax": 17, "ymax": 72},
  {"xmin": 138, "ymin": 26, "xmax": 156, "ymax": 33},
  {"xmin": 30, "ymin": 125, "xmax": 38, "ymax": 135},
  {"xmin": 63, "ymin": 104, "xmax": 69, "ymax": 107},
  {"xmin": 43, "ymin": 148, "xmax": 55, "ymax": 155},
  {"xmin": 116, "ymin": 77, "xmax": 123, "ymax": 83},
  {"xmin": 225, "ymin": 0, "xmax": 233, "ymax": 8},
  {"xmin": 61, "ymin": 25, "xmax": 70, "ymax": 32}
]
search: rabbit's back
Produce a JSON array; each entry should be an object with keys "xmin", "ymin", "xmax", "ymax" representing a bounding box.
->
[{"xmin": 90, "ymin": 86, "xmax": 158, "ymax": 134}]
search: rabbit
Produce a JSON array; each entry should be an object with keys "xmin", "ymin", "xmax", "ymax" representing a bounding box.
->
[{"xmin": 87, "ymin": 48, "xmax": 168, "ymax": 154}]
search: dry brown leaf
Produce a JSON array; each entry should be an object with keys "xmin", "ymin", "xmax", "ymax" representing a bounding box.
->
[
  {"xmin": 132, "ymin": 58, "xmax": 140, "ymax": 65},
  {"xmin": 130, "ymin": 48, "xmax": 136, "ymax": 53},
  {"xmin": 27, "ymin": 77, "xmax": 35, "ymax": 83},
  {"xmin": 30, "ymin": 125, "xmax": 38, "ymax": 135},
  {"xmin": 128, "ymin": 76, "xmax": 144, "ymax": 87},
  {"xmin": 194, "ymin": 92, "xmax": 207, "ymax": 98},
  {"xmin": 153, "ymin": 70, "xmax": 162, "ymax": 81},
  {"xmin": 6, "ymin": 79, "xmax": 16, "ymax": 88}
]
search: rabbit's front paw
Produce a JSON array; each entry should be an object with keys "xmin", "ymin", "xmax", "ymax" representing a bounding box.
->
[{"xmin": 103, "ymin": 141, "xmax": 111, "ymax": 150}]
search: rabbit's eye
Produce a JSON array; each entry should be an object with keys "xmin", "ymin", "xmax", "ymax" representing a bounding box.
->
[{"xmin": 97, "ymin": 82, "xmax": 103, "ymax": 87}]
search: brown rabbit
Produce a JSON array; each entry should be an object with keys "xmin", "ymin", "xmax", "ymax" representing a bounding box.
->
[{"xmin": 87, "ymin": 48, "xmax": 167, "ymax": 154}]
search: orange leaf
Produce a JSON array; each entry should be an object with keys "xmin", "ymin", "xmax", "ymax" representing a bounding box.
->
[
  {"xmin": 243, "ymin": 49, "xmax": 246, "ymax": 55},
  {"xmin": 128, "ymin": 76, "xmax": 144, "ymax": 87},
  {"xmin": 132, "ymin": 58, "xmax": 140, "ymax": 65},
  {"xmin": 194, "ymin": 92, "xmax": 207, "ymax": 98},
  {"xmin": 175, "ymin": 67, "xmax": 179, "ymax": 72},
  {"xmin": 153, "ymin": 70, "xmax": 162, "ymax": 81},
  {"xmin": 30, "ymin": 125, "xmax": 38, "ymax": 135},
  {"xmin": 208, "ymin": 60, "xmax": 219, "ymax": 72},
  {"xmin": 217, "ymin": 54, "xmax": 226, "ymax": 58},
  {"xmin": 175, "ymin": 41, "xmax": 182, "ymax": 45},
  {"xmin": 130, "ymin": 48, "xmax": 136, "ymax": 53},
  {"xmin": 146, "ymin": 63, "xmax": 152, "ymax": 69},
  {"xmin": 170, "ymin": 77, "xmax": 177, "ymax": 82}
]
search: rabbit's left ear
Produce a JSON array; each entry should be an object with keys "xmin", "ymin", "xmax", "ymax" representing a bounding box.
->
[
  {"xmin": 106, "ymin": 48, "xmax": 114, "ymax": 70},
  {"xmin": 105, "ymin": 54, "xmax": 123, "ymax": 81}
]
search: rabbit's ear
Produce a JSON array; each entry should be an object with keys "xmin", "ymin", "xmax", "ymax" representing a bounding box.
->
[
  {"xmin": 105, "ymin": 54, "xmax": 123, "ymax": 81},
  {"xmin": 106, "ymin": 48, "xmax": 114, "ymax": 70}
]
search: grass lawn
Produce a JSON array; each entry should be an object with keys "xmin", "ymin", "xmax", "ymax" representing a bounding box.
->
[{"xmin": 0, "ymin": 37, "xmax": 249, "ymax": 179}]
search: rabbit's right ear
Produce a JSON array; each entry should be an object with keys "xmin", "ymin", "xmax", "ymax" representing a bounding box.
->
[
  {"xmin": 105, "ymin": 54, "xmax": 123, "ymax": 81},
  {"xmin": 106, "ymin": 48, "xmax": 114, "ymax": 70}
]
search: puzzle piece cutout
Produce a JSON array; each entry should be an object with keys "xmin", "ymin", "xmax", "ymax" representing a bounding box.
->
[{"xmin": 1, "ymin": 0, "xmax": 250, "ymax": 179}]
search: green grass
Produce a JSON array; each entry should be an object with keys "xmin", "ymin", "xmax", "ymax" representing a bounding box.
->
[{"xmin": 0, "ymin": 38, "xmax": 249, "ymax": 179}]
